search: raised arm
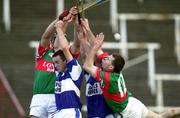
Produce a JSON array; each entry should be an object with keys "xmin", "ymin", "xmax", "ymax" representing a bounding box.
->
[
  {"xmin": 83, "ymin": 33, "xmax": 104, "ymax": 78},
  {"xmin": 81, "ymin": 19, "xmax": 104, "ymax": 56},
  {"xmin": 55, "ymin": 20, "xmax": 73, "ymax": 62},
  {"xmin": 40, "ymin": 18, "xmax": 58, "ymax": 48},
  {"xmin": 69, "ymin": 14, "xmax": 81, "ymax": 55},
  {"xmin": 40, "ymin": 6, "xmax": 77, "ymax": 48},
  {"xmin": 75, "ymin": 19, "xmax": 90, "ymax": 62}
]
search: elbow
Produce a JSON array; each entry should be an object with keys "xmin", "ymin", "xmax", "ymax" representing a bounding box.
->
[
  {"xmin": 83, "ymin": 63, "xmax": 92, "ymax": 73},
  {"xmin": 83, "ymin": 64, "xmax": 87, "ymax": 70},
  {"xmin": 42, "ymin": 32, "xmax": 52, "ymax": 40},
  {"xmin": 83, "ymin": 63, "xmax": 90, "ymax": 72}
]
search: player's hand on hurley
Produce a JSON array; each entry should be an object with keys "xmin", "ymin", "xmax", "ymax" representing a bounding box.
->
[
  {"xmin": 63, "ymin": 6, "xmax": 78, "ymax": 23},
  {"xmin": 69, "ymin": 6, "xmax": 78, "ymax": 17}
]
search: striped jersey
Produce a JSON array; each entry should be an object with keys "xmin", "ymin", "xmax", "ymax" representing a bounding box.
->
[
  {"xmin": 96, "ymin": 68, "xmax": 132, "ymax": 113},
  {"xmin": 55, "ymin": 58, "xmax": 83, "ymax": 110},
  {"xmin": 33, "ymin": 44, "xmax": 56, "ymax": 94},
  {"xmin": 85, "ymin": 72, "xmax": 116, "ymax": 118}
]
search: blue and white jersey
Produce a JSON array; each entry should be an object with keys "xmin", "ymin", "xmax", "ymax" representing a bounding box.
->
[
  {"xmin": 55, "ymin": 59, "xmax": 83, "ymax": 110},
  {"xmin": 85, "ymin": 72, "xmax": 116, "ymax": 118}
]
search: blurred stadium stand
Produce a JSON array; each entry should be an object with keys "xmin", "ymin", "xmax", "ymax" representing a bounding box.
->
[
  {"xmin": 0, "ymin": 69, "xmax": 25, "ymax": 117},
  {"xmin": 0, "ymin": 0, "xmax": 180, "ymax": 117}
]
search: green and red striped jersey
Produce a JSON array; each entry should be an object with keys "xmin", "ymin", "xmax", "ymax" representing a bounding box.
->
[
  {"xmin": 96, "ymin": 68, "xmax": 132, "ymax": 113},
  {"xmin": 33, "ymin": 44, "xmax": 56, "ymax": 94}
]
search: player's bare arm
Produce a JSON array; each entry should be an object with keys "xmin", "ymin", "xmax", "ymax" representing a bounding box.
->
[
  {"xmin": 69, "ymin": 14, "xmax": 81, "ymax": 55},
  {"xmin": 40, "ymin": 6, "xmax": 78, "ymax": 48},
  {"xmin": 83, "ymin": 33, "xmax": 104, "ymax": 78},
  {"xmin": 81, "ymin": 19, "xmax": 104, "ymax": 56},
  {"xmin": 55, "ymin": 20, "xmax": 73, "ymax": 62},
  {"xmin": 41, "ymin": 18, "xmax": 58, "ymax": 48},
  {"xmin": 76, "ymin": 19, "xmax": 90, "ymax": 61}
]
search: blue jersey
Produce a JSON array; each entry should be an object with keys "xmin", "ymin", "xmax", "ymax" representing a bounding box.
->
[
  {"xmin": 55, "ymin": 59, "xmax": 83, "ymax": 110},
  {"xmin": 85, "ymin": 72, "xmax": 116, "ymax": 118}
]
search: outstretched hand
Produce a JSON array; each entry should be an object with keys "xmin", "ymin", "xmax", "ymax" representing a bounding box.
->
[{"xmin": 92, "ymin": 32, "xmax": 104, "ymax": 51}]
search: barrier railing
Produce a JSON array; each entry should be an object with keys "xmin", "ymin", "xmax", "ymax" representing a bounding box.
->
[
  {"xmin": 149, "ymin": 74, "xmax": 180, "ymax": 112},
  {"xmin": 110, "ymin": 0, "xmax": 180, "ymax": 65},
  {"xmin": 0, "ymin": 68, "xmax": 25, "ymax": 118}
]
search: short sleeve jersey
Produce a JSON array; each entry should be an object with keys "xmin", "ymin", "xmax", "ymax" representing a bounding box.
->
[
  {"xmin": 96, "ymin": 68, "xmax": 132, "ymax": 113},
  {"xmin": 33, "ymin": 44, "xmax": 56, "ymax": 94},
  {"xmin": 55, "ymin": 59, "xmax": 83, "ymax": 110}
]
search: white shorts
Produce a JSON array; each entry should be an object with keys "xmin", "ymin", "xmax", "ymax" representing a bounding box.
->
[
  {"xmin": 29, "ymin": 94, "xmax": 56, "ymax": 118},
  {"xmin": 121, "ymin": 97, "xmax": 148, "ymax": 118},
  {"xmin": 54, "ymin": 108, "xmax": 82, "ymax": 118}
]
